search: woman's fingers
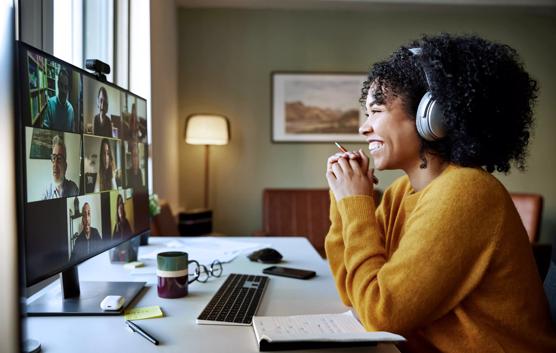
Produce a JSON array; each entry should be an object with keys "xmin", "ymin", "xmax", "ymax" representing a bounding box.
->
[
  {"xmin": 331, "ymin": 161, "xmax": 343, "ymax": 178},
  {"xmin": 358, "ymin": 149, "xmax": 369, "ymax": 172},
  {"xmin": 327, "ymin": 152, "xmax": 345, "ymax": 171},
  {"xmin": 327, "ymin": 150, "xmax": 365, "ymax": 176}
]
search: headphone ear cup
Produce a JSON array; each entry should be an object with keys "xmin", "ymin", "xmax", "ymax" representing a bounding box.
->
[{"xmin": 416, "ymin": 92, "xmax": 446, "ymax": 141}]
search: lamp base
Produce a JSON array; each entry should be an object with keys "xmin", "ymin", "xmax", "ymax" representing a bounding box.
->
[{"xmin": 178, "ymin": 208, "xmax": 213, "ymax": 236}]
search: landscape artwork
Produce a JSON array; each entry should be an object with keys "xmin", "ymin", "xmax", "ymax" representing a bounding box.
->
[{"xmin": 272, "ymin": 72, "xmax": 366, "ymax": 142}]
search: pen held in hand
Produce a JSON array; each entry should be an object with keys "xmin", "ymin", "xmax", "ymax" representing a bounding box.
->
[
  {"xmin": 334, "ymin": 142, "xmax": 348, "ymax": 153},
  {"xmin": 334, "ymin": 142, "xmax": 379, "ymax": 185}
]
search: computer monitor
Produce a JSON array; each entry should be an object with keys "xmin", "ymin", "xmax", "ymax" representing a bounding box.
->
[{"xmin": 15, "ymin": 42, "xmax": 150, "ymax": 316}]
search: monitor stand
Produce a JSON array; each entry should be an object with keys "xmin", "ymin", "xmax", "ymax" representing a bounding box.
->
[{"xmin": 26, "ymin": 266, "xmax": 146, "ymax": 316}]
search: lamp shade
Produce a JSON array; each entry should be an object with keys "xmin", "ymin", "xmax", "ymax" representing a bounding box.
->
[{"xmin": 185, "ymin": 114, "xmax": 230, "ymax": 145}]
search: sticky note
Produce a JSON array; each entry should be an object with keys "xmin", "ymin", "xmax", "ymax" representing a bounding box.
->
[
  {"xmin": 123, "ymin": 261, "xmax": 144, "ymax": 269},
  {"xmin": 124, "ymin": 306, "xmax": 164, "ymax": 320}
]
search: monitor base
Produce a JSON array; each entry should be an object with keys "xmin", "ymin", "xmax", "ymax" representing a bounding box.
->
[
  {"xmin": 23, "ymin": 339, "xmax": 41, "ymax": 353},
  {"xmin": 26, "ymin": 281, "xmax": 146, "ymax": 316}
]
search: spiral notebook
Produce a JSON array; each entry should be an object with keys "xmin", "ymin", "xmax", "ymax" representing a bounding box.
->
[{"xmin": 252, "ymin": 311, "xmax": 405, "ymax": 351}]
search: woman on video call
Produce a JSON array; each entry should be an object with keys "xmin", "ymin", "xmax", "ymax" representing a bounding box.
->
[
  {"xmin": 113, "ymin": 194, "xmax": 132, "ymax": 240},
  {"xmin": 95, "ymin": 138, "xmax": 117, "ymax": 192},
  {"xmin": 109, "ymin": 193, "xmax": 136, "ymax": 263},
  {"xmin": 325, "ymin": 33, "xmax": 556, "ymax": 352}
]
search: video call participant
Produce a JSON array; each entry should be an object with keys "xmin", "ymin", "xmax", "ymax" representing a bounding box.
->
[
  {"xmin": 113, "ymin": 194, "xmax": 132, "ymax": 240},
  {"xmin": 42, "ymin": 68, "xmax": 75, "ymax": 132},
  {"xmin": 42, "ymin": 135, "xmax": 79, "ymax": 200},
  {"xmin": 110, "ymin": 194, "xmax": 137, "ymax": 262},
  {"xmin": 70, "ymin": 202, "xmax": 101, "ymax": 262},
  {"xmin": 128, "ymin": 103, "xmax": 139, "ymax": 141},
  {"xmin": 325, "ymin": 34, "xmax": 556, "ymax": 352},
  {"xmin": 93, "ymin": 86, "xmax": 113, "ymax": 137},
  {"xmin": 95, "ymin": 138, "xmax": 117, "ymax": 192},
  {"xmin": 126, "ymin": 142, "xmax": 143, "ymax": 189}
]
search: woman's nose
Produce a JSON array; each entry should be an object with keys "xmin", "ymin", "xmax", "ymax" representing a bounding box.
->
[{"xmin": 359, "ymin": 118, "xmax": 372, "ymax": 136}]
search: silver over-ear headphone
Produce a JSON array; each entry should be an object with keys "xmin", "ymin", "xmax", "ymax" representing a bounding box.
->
[{"xmin": 409, "ymin": 48, "xmax": 447, "ymax": 141}]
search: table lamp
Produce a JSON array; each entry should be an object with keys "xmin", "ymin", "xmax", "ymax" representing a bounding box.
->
[{"xmin": 184, "ymin": 114, "xmax": 230, "ymax": 209}]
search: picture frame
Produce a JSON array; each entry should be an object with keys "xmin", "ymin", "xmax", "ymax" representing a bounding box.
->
[{"xmin": 271, "ymin": 72, "xmax": 367, "ymax": 142}]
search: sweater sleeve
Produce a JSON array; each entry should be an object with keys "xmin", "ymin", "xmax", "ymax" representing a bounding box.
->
[
  {"xmin": 326, "ymin": 189, "xmax": 390, "ymax": 307},
  {"xmin": 336, "ymin": 175, "xmax": 503, "ymax": 334},
  {"xmin": 324, "ymin": 190, "xmax": 351, "ymax": 306}
]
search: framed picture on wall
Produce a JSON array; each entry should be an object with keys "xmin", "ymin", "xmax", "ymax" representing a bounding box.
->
[{"xmin": 271, "ymin": 72, "xmax": 367, "ymax": 142}]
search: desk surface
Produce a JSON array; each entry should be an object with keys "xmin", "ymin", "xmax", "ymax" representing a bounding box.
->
[{"xmin": 25, "ymin": 237, "xmax": 400, "ymax": 353}]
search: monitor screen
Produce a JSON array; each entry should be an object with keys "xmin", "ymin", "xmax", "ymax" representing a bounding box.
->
[{"xmin": 16, "ymin": 42, "xmax": 150, "ymax": 287}]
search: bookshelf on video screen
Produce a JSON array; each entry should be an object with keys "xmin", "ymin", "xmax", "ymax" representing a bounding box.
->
[{"xmin": 19, "ymin": 43, "xmax": 150, "ymax": 286}]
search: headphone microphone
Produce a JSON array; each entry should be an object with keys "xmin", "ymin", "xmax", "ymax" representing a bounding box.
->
[{"xmin": 409, "ymin": 48, "xmax": 447, "ymax": 141}]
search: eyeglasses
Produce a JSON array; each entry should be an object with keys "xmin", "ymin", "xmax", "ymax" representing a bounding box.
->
[
  {"xmin": 51, "ymin": 153, "xmax": 66, "ymax": 163},
  {"xmin": 189, "ymin": 260, "xmax": 223, "ymax": 283}
]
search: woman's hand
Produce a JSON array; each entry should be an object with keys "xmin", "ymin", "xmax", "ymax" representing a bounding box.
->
[{"xmin": 326, "ymin": 149, "xmax": 377, "ymax": 201}]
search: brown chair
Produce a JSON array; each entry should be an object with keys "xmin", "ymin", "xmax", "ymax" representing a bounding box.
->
[
  {"xmin": 510, "ymin": 193, "xmax": 543, "ymax": 243},
  {"xmin": 256, "ymin": 188, "xmax": 382, "ymax": 258},
  {"xmin": 257, "ymin": 189, "xmax": 330, "ymax": 258},
  {"xmin": 150, "ymin": 200, "xmax": 180, "ymax": 236}
]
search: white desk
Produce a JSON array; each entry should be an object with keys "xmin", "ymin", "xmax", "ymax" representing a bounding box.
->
[{"xmin": 25, "ymin": 237, "xmax": 400, "ymax": 353}]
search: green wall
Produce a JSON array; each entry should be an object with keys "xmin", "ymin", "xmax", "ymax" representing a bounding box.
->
[{"xmin": 177, "ymin": 7, "xmax": 556, "ymax": 248}]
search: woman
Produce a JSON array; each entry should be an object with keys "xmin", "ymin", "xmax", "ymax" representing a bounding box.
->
[
  {"xmin": 113, "ymin": 194, "xmax": 132, "ymax": 240},
  {"xmin": 325, "ymin": 34, "xmax": 556, "ymax": 352},
  {"xmin": 95, "ymin": 138, "xmax": 117, "ymax": 192},
  {"xmin": 109, "ymin": 194, "xmax": 136, "ymax": 262},
  {"xmin": 93, "ymin": 86, "xmax": 113, "ymax": 137}
]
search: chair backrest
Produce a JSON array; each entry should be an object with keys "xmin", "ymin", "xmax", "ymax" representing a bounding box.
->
[
  {"xmin": 260, "ymin": 188, "xmax": 382, "ymax": 258},
  {"xmin": 544, "ymin": 261, "xmax": 556, "ymax": 324},
  {"xmin": 150, "ymin": 200, "xmax": 180, "ymax": 236},
  {"xmin": 510, "ymin": 193, "xmax": 543, "ymax": 243},
  {"xmin": 261, "ymin": 189, "xmax": 330, "ymax": 258}
]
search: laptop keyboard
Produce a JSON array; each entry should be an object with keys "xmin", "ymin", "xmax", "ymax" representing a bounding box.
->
[{"xmin": 196, "ymin": 273, "xmax": 269, "ymax": 325}]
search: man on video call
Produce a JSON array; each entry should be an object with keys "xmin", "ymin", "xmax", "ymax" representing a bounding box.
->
[
  {"xmin": 94, "ymin": 86, "xmax": 113, "ymax": 137},
  {"xmin": 70, "ymin": 202, "xmax": 102, "ymax": 262},
  {"xmin": 42, "ymin": 68, "xmax": 76, "ymax": 132},
  {"xmin": 42, "ymin": 135, "xmax": 79, "ymax": 200}
]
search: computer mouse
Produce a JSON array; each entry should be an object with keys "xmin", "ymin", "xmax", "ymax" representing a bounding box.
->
[{"xmin": 247, "ymin": 248, "xmax": 283, "ymax": 264}]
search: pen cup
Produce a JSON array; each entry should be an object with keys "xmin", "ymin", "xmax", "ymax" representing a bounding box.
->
[{"xmin": 157, "ymin": 251, "xmax": 199, "ymax": 298}]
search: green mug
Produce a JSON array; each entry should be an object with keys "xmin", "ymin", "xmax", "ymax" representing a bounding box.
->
[{"xmin": 157, "ymin": 251, "xmax": 199, "ymax": 298}]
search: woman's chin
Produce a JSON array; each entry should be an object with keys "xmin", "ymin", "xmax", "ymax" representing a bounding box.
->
[{"xmin": 372, "ymin": 158, "xmax": 386, "ymax": 171}]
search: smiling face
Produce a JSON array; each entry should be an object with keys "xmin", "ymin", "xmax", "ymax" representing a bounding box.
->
[
  {"xmin": 359, "ymin": 89, "xmax": 422, "ymax": 171},
  {"xmin": 98, "ymin": 88, "xmax": 108, "ymax": 115},
  {"xmin": 51, "ymin": 143, "xmax": 67, "ymax": 183},
  {"xmin": 82, "ymin": 203, "xmax": 91, "ymax": 235}
]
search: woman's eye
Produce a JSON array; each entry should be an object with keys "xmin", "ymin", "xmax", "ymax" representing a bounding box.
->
[{"xmin": 371, "ymin": 109, "xmax": 382, "ymax": 114}]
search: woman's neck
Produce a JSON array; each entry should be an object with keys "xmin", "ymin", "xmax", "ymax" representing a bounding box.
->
[{"xmin": 404, "ymin": 154, "xmax": 449, "ymax": 192}]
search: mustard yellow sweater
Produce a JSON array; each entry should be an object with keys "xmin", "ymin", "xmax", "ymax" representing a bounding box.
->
[{"xmin": 325, "ymin": 165, "xmax": 556, "ymax": 353}]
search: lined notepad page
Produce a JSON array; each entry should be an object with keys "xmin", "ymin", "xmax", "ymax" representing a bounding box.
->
[
  {"xmin": 252, "ymin": 311, "xmax": 404, "ymax": 343},
  {"xmin": 256, "ymin": 311, "xmax": 365, "ymax": 337}
]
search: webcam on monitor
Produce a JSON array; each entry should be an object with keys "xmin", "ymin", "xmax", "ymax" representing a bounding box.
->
[{"xmin": 85, "ymin": 59, "xmax": 110, "ymax": 82}]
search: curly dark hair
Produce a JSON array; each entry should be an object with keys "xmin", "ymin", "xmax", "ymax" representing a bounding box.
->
[{"xmin": 361, "ymin": 33, "xmax": 538, "ymax": 173}]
